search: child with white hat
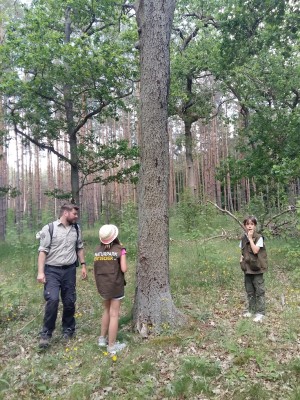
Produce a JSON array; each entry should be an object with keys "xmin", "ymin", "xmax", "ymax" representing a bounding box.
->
[{"xmin": 94, "ymin": 224, "xmax": 127, "ymax": 354}]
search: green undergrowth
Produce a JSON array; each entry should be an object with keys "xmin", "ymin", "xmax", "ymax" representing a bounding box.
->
[{"xmin": 1, "ymin": 213, "xmax": 300, "ymax": 399}]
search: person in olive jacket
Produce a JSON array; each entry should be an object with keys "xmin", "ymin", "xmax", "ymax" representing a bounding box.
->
[
  {"xmin": 94, "ymin": 224, "xmax": 127, "ymax": 355},
  {"xmin": 240, "ymin": 216, "xmax": 268, "ymax": 322}
]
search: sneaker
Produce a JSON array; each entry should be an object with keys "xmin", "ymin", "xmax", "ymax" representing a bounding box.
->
[
  {"xmin": 39, "ymin": 336, "xmax": 50, "ymax": 348},
  {"xmin": 253, "ymin": 313, "xmax": 265, "ymax": 322},
  {"xmin": 107, "ymin": 342, "xmax": 126, "ymax": 355},
  {"xmin": 243, "ymin": 312, "xmax": 253, "ymax": 318},
  {"xmin": 98, "ymin": 336, "xmax": 108, "ymax": 347}
]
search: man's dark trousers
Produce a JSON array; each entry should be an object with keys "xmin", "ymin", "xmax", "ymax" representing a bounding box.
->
[{"xmin": 41, "ymin": 264, "xmax": 76, "ymax": 337}]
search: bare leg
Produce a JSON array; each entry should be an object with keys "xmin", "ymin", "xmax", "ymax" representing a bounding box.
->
[
  {"xmin": 108, "ymin": 299, "xmax": 121, "ymax": 347},
  {"xmin": 100, "ymin": 300, "xmax": 110, "ymax": 338}
]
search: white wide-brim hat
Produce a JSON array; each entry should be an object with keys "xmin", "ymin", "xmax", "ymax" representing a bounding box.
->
[{"xmin": 99, "ymin": 224, "xmax": 118, "ymax": 245}]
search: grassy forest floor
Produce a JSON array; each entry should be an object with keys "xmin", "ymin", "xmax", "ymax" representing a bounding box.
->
[{"xmin": 1, "ymin": 213, "xmax": 300, "ymax": 399}]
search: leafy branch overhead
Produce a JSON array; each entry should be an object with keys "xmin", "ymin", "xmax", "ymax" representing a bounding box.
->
[
  {"xmin": 0, "ymin": 0, "xmax": 139, "ymax": 205},
  {"xmin": 170, "ymin": 0, "xmax": 300, "ymax": 196},
  {"xmin": 77, "ymin": 138, "xmax": 139, "ymax": 187},
  {"xmin": 0, "ymin": 186, "xmax": 21, "ymax": 198},
  {"xmin": 44, "ymin": 188, "xmax": 72, "ymax": 200}
]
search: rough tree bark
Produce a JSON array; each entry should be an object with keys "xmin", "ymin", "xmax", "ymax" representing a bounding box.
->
[{"xmin": 133, "ymin": 0, "xmax": 186, "ymax": 336}]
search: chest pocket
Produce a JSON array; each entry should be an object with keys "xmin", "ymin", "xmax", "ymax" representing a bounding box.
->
[{"xmin": 55, "ymin": 228, "xmax": 77, "ymax": 246}]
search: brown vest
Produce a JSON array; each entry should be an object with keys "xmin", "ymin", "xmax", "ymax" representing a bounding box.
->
[
  {"xmin": 93, "ymin": 243, "xmax": 125, "ymax": 299},
  {"xmin": 240, "ymin": 232, "xmax": 268, "ymax": 274}
]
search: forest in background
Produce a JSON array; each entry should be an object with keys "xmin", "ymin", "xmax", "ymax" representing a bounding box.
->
[
  {"xmin": 2, "ymin": 4, "xmax": 300, "ymax": 396},
  {"xmin": 0, "ymin": 0, "xmax": 299, "ymax": 241}
]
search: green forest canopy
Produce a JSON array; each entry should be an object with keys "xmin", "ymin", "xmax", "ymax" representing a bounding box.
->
[{"xmin": 0, "ymin": 0, "xmax": 299, "ymax": 211}]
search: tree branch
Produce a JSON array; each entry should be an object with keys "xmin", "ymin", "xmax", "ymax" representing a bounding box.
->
[
  {"xmin": 13, "ymin": 124, "xmax": 72, "ymax": 166},
  {"xmin": 183, "ymin": 12, "xmax": 220, "ymax": 28},
  {"xmin": 264, "ymin": 206, "xmax": 298, "ymax": 227},
  {"xmin": 208, "ymin": 97, "xmax": 237, "ymax": 120},
  {"xmin": 32, "ymin": 91, "xmax": 64, "ymax": 108},
  {"xmin": 172, "ymin": 27, "xmax": 185, "ymax": 41},
  {"xmin": 180, "ymin": 27, "xmax": 199, "ymax": 51},
  {"xmin": 170, "ymin": 229, "xmax": 238, "ymax": 244},
  {"xmin": 73, "ymin": 102, "xmax": 108, "ymax": 135},
  {"xmin": 84, "ymin": 22, "xmax": 115, "ymax": 36},
  {"xmin": 72, "ymin": 86, "xmax": 133, "ymax": 135},
  {"xmin": 291, "ymin": 88, "xmax": 299, "ymax": 109},
  {"xmin": 207, "ymin": 200, "xmax": 245, "ymax": 230},
  {"xmin": 83, "ymin": 13, "xmax": 96, "ymax": 34}
]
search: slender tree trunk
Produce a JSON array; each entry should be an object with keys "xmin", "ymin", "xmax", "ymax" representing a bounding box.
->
[
  {"xmin": 222, "ymin": 116, "xmax": 234, "ymax": 211},
  {"xmin": 64, "ymin": 6, "xmax": 80, "ymax": 206},
  {"xmin": 0, "ymin": 22, "xmax": 7, "ymax": 240},
  {"xmin": 34, "ymin": 146, "xmax": 42, "ymax": 225},
  {"xmin": 169, "ymin": 123, "xmax": 175, "ymax": 205},
  {"xmin": 213, "ymin": 116, "xmax": 221, "ymax": 206},
  {"xmin": 184, "ymin": 119, "xmax": 196, "ymax": 194},
  {"xmin": 14, "ymin": 131, "xmax": 23, "ymax": 235},
  {"xmin": 27, "ymin": 144, "xmax": 33, "ymax": 230},
  {"xmin": 46, "ymin": 150, "xmax": 53, "ymax": 214},
  {"xmin": 133, "ymin": 0, "xmax": 186, "ymax": 335},
  {"xmin": 0, "ymin": 100, "xmax": 7, "ymax": 240}
]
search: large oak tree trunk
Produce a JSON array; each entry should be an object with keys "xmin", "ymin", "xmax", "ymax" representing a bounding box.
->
[{"xmin": 133, "ymin": 0, "xmax": 186, "ymax": 335}]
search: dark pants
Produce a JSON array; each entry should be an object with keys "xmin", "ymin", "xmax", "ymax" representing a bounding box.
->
[
  {"xmin": 244, "ymin": 273, "xmax": 265, "ymax": 314},
  {"xmin": 40, "ymin": 264, "xmax": 77, "ymax": 337}
]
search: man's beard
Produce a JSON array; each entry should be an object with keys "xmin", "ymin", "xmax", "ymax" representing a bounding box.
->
[{"xmin": 66, "ymin": 215, "xmax": 77, "ymax": 224}]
